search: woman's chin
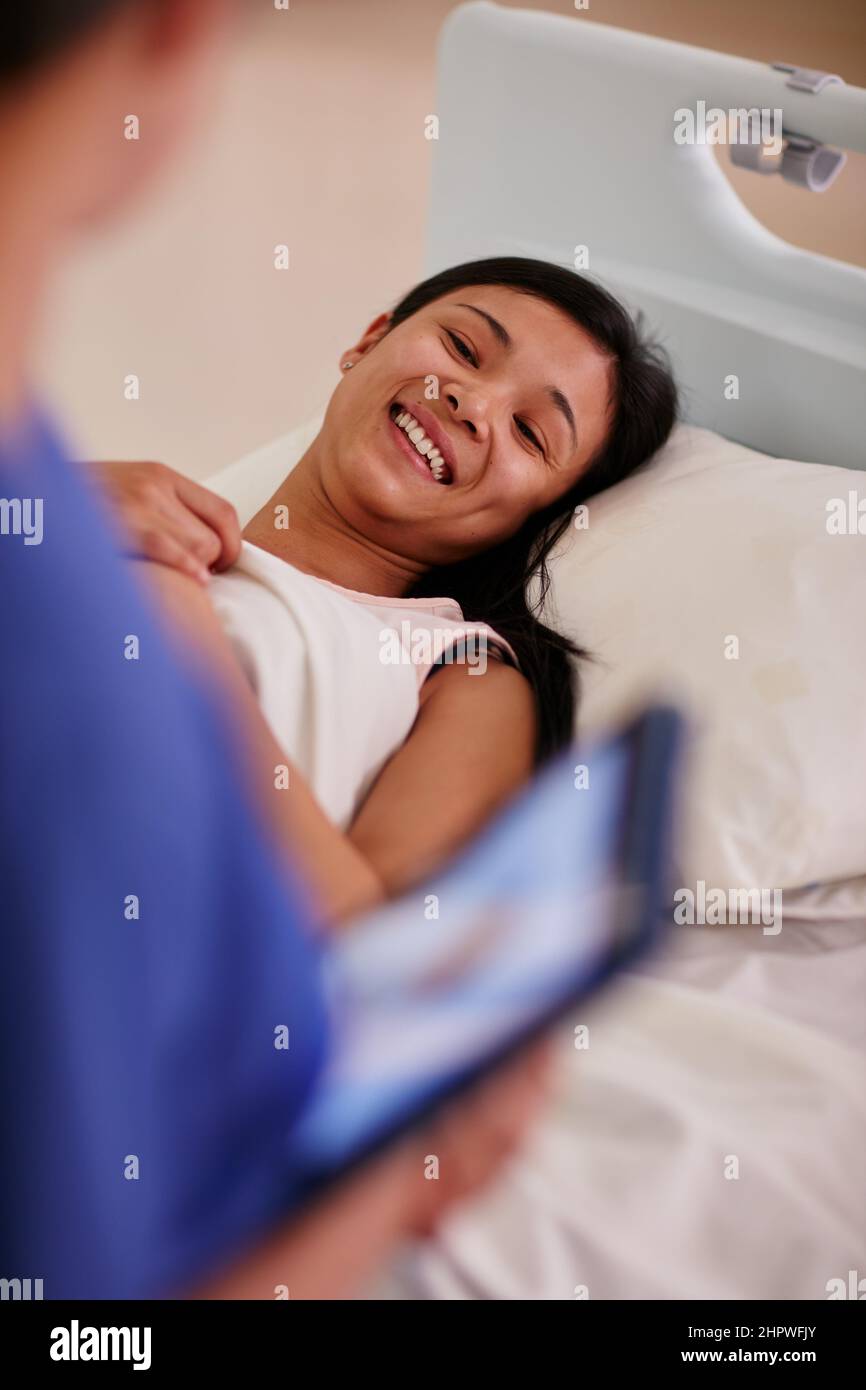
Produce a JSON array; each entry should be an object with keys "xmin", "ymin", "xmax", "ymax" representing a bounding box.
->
[{"xmin": 340, "ymin": 447, "xmax": 444, "ymax": 518}]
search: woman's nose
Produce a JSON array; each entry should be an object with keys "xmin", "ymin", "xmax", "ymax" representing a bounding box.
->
[{"xmin": 444, "ymin": 387, "xmax": 489, "ymax": 441}]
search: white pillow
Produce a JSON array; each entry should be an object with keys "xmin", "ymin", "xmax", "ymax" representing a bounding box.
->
[
  {"xmin": 209, "ymin": 417, "xmax": 866, "ymax": 894},
  {"xmin": 549, "ymin": 423, "xmax": 866, "ymax": 893}
]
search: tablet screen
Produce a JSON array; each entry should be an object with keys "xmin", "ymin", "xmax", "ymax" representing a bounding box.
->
[{"xmin": 283, "ymin": 715, "xmax": 673, "ymax": 1194}]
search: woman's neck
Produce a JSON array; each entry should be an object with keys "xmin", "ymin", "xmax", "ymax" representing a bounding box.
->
[{"xmin": 242, "ymin": 454, "xmax": 427, "ymax": 599}]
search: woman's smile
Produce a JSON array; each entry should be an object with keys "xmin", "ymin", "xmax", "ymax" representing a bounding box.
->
[{"xmin": 387, "ymin": 401, "xmax": 455, "ymax": 486}]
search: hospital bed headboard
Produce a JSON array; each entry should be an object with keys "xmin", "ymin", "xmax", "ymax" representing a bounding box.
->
[{"xmin": 425, "ymin": 2, "xmax": 866, "ymax": 470}]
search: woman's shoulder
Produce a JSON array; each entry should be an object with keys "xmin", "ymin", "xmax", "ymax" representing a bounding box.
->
[{"xmin": 420, "ymin": 651, "xmax": 533, "ymax": 709}]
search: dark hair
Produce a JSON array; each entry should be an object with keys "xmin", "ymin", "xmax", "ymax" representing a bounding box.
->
[
  {"xmin": 1, "ymin": 1, "xmax": 132, "ymax": 82},
  {"xmin": 388, "ymin": 256, "xmax": 678, "ymax": 763}
]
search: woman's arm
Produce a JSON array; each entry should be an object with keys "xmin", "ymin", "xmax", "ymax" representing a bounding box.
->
[{"xmin": 349, "ymin": 659, "xmax": 537, "ymax": 895}]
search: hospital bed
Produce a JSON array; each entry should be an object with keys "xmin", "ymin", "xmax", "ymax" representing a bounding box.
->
[{"xmin": 209, "ymin": 3, "xmax": 866, "ymax": 1299}]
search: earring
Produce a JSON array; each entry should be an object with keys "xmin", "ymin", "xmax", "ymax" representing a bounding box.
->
[{"xmin": 341, "ymin": 359, "xmax": 355, "ymax": 370}]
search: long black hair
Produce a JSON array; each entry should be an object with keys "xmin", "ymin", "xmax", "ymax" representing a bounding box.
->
[
  {"xmin": 387, "ymin": 257, "xmax": 678, "ymax": 763},
  {"xmin": 1, "ymin": 1, "xmax": 132, "ymax": 81}
]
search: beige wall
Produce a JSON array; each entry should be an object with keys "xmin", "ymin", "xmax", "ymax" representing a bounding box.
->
[{"xmin": 37, "ymin": 0, "xmax": 866, "ymax": 480}]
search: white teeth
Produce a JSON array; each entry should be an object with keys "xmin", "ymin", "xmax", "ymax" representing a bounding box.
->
[{"xmin": 391, "ymin": 406, "xmax": 450, "ymax": 482}]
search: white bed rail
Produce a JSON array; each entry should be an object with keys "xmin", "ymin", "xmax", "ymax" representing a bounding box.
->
[{"xmin": 426, "ymin": 3, "xmax": 866, "ymax": 469}]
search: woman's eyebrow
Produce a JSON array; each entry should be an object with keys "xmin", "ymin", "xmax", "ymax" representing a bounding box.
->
[
  {"xmin": 455, "ymin": 302, "xmax": 577, "ymax": 450},
  {"xmin": 455, "ymin": 302, "xmax": 512, "ymax": 348},
  {"xmin": 548, "ymin": 387, "xmax": 577, "ymax": 451}
]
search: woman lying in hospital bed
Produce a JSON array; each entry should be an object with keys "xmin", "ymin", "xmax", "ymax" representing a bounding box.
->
[{"xmin": 96, "ymin": 257, "xmax": 676, "ymax": 922}]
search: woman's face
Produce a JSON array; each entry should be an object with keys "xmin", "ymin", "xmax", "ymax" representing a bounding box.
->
[{"xmin": 312, "ymin": 285, "xmax": 615, "ymax": 567}]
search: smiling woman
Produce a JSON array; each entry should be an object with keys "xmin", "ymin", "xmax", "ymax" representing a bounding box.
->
[
  {"xmin": 382, "ymin": 257, "xmax": 679, "ymax": 758},
  {"xmin": 99, "ymin": 256, "xmax": 678, "ymax": 921}
]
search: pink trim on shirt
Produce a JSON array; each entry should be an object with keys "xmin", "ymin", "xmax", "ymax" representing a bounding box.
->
[
  {"xmin": 244, "ymin": 545, "xmax": 520, "ymax": 678},
  {"xmin": 311, "ymin": 575, "xmax": 517, "ymax": 672},
  {"xmin": 312, "ymin": 573, "xmax": 462, "ymax": 616}
]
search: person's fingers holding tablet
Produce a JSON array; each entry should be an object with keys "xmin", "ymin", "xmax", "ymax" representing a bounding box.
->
[{"xmin": 408, "ymin": 1038, "xmax": 555, "ymax": 1237}]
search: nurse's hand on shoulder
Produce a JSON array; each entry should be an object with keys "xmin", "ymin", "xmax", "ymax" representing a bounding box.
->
[{"xmin": 90, "ymin": 459, "xmax": 241, "ymax": 583}]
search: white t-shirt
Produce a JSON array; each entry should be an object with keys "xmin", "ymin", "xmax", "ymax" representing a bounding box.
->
[{"xmin": 210, "ymin": 542, "xmax": 516, "ymax": 829}]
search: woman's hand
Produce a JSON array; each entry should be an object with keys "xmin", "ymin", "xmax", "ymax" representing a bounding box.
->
[{"xmin": 91, "ymin": 460, "xmax": 242, "ymax": 584}]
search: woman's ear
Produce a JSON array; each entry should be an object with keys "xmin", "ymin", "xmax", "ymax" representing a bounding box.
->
[{"xmin": 338, "ymin": 312, "xmax": 393, "ymax": 370}]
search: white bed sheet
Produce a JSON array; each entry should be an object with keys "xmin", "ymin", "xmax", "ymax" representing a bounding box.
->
[
  {"xmin": 365, "ymin": 913, "xmax": 866, "ymax": 1300},
  {"xmin": 208, "ymin": 432, "xmax": 866, "ymax": 1299}
]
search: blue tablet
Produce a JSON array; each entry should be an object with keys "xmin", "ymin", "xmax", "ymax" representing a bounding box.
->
[{"xmin": 283, "ymin": 705, "xmax": 683, "ymax": 1203}]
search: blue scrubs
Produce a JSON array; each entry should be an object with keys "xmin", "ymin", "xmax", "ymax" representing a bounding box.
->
[{"xmin": 0, "ymin": 413, "xmax": 329, "ymax": 1298}]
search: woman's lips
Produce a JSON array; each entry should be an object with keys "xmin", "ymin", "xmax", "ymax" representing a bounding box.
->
[
  {"xmin": 387, "ymin": 411, "xmax": 446, "ymax": 484},
  {"xmin": 396, "ymin": 399, "xmax": 457, "ymax": 479}
]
